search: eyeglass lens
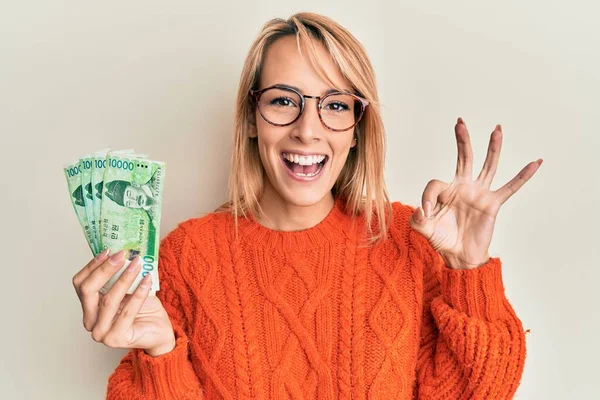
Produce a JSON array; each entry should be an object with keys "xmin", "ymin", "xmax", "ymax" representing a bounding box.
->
[{"xmin": 257, "ymin": 87, "xmax": 361, "ymax": 131}]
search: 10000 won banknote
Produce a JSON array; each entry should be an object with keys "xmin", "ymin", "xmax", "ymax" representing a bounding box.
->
[{"xmin": 100, "ymin": 154, "xmax": 165, "ymax": 295}]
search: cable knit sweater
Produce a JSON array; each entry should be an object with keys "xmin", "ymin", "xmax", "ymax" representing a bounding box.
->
[{"xmin": 106, "ymin": 198, "xmax": 527, "ymax": 399}]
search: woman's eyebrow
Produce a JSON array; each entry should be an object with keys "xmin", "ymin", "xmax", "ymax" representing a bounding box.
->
[{"xmin": 274, "ymin": 83, "xmax": 350, "ymax": 96}]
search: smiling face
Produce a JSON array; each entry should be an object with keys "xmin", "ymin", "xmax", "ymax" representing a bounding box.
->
[{"xmin": 251, "ymin": 35, "xmax": 357, "ymax": 208}]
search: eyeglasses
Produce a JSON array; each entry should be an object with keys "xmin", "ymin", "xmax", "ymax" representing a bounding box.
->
[{"xmin": 249, "ymin": 84, "xmax": 369, "ymax": 132}]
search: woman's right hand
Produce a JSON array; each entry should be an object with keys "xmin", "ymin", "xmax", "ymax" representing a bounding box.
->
[{"xmin": 72, "ymin": 249, "xmax": 176, "ymax": 357}]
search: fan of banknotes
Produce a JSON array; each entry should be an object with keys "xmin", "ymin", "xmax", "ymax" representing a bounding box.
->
[{"xmin": 64, "ymin": 149, "xmax": 166, "ymax": 295}]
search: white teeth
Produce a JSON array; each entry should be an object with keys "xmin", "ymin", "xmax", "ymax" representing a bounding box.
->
[
  {"xmin": 282, "ymin": 153, "xmax": 326, "ymax": 166},
  {"xmin": 294, "ymin": 162, "xmax": 324, "ymax": 177}
]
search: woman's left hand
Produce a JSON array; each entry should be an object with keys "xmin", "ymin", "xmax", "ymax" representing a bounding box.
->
[{"xmin": 409, "ymin": 118, "xmax": 543, "ymax": 270}]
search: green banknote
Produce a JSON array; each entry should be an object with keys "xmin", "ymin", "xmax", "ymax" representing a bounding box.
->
[
  {"xmin": 79, "ymin": 155, "xmax": 101, "ymax": 254},
  {"xmin": 92, "ymin": 149, "xmax": 135, "ymax": 241},
  {"xmin": 64, "ymin": 160, "xmax": 98, "ymax": 254},
  {"xmin": 91, "ymin": 149, "xmax": 110, "ymax": 247},
  {"xmin": 99, "ymin": 154, "xmax": 166, "ymax": 295}
]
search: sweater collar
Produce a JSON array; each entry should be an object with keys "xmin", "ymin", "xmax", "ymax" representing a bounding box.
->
[{"xmin": 235, "ymin": 197, "xmax": 352, "ymax": 251}]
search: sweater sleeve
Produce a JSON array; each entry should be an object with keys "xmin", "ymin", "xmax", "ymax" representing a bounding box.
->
[
  {"xmin": 400, "ymin": 204, "xmax": 527, "ymax": 399},
  {"xmin": 105, "ymin": 225, "xmax": 205, "ymax": 400}
]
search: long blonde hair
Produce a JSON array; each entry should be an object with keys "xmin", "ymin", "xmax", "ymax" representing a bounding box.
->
[{"xmin": 219, "ymin": 12, "xmax": 392, "ymax": 244}]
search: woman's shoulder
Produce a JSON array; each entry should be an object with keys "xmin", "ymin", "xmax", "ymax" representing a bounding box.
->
[
  {"xmin": 177, "ymin": 210, "xmax": 226, "ymax": 233},
  {"xmin": 385, "ymin": 199, "xmax": 428, "ymax": 246},
  {"xmin": 160, "ymin": 209, "xmax": 232, "ymax": 254},
  {"xmin": 387, "ymin": 199, "xmax": 437, "ymax": 260},
  {"xmin": 388, "ymin": 200, "xmax": 417, "ymax": 229}
]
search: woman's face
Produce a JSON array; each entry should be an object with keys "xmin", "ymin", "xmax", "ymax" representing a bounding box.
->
[{"xmin": 252, "ymin": 35, "xmax": 357, "ymax": 208}]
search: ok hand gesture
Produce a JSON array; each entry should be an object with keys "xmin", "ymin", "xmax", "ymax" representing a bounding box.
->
[{"xmin": 410, "ymin": 118, "xmax": 543, "ymax": 270}]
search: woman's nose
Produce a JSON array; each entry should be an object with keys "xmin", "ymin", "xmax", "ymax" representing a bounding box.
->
[{"xmin": 292, "ymin": 99, "xmax": 323, "ymax": 143}]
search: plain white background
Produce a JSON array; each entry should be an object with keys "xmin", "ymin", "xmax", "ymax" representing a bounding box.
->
[{"xmin": 1, "ymin": 1, "xmax": 598, "ymax": 399}]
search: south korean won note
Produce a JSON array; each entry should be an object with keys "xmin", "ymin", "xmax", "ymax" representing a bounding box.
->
[{"xmin": 100, "ymin": 154, "xmax": 166, "ymax": 295}]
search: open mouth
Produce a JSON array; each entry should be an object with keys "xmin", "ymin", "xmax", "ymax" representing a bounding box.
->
[{"xmin": 281, "ymin": 153, "xmax": 329, "ymax": 179}]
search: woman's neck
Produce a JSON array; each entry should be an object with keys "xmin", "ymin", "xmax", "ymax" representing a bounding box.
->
[{"xmin": 255, "ymin": 184, "xmax": 335, "ymax": 232}]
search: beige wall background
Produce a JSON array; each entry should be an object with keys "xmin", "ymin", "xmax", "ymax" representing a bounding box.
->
[{"xmin": 1, "ymin": 1, "xmax": 597, "ymax": 399}]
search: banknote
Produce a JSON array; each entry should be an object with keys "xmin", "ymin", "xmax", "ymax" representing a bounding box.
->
[
  {"xmin": 64, "ymin": 160, "xmax": 98, "ymax": 254},
  {"xmin": 79, "ymin": 155, "xmax": 101, "ymax": 254},
  {"xmin": 99, "ymin": 154, "xmax": 165, "ymax": 295},
  {"xmin": 91, "ymin": 149, "xmax": 110, "ymax": 247},
  {"xmin": 92, "ymin": 149, "xmax": 135, "ymax": 241}
]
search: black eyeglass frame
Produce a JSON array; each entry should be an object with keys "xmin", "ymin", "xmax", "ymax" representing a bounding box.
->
[{"xmin": 249, "ymin": 84, "xmax": 370, "ymax": 132}]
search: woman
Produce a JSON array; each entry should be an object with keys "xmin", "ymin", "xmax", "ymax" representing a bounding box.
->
[{"xmin": 72, "ymin": 12, "xmax": 542, "ymax": 399}]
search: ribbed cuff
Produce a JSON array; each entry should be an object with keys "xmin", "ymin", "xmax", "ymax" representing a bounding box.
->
[
  {"xmin": 133, "ymin": 326, "xmax": 202, "ymax": 399},
  {"xmin": 441, "ymin": 257, "xmax": 509, "ymax": 321}
]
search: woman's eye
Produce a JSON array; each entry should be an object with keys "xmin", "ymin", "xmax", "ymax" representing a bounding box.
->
[
  {"xmin": 324, "ymin": 102, "xmax": 350, "ymax": 112},
  {"xmin": 270, "ymin": 97, "xmax": 296, "ymax": 107}
]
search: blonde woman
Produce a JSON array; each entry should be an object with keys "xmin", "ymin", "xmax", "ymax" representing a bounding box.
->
[{"xmin": 72, "ymin": 12, "xmax": 542, "ymax": 399}]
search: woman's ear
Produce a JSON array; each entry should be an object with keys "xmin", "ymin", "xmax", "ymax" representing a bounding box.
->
[
  {"xmin": 248, "ymin": 109, "xmax": 258, "ymax": 139},
  {"xmin": 350, "ymin": 129, "xmax": 358, "ymax": 148}
]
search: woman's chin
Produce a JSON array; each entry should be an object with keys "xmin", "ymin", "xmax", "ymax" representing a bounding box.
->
[{"xmin": 278, "ymin": 187, "xmax": 333, "ymax": 208}]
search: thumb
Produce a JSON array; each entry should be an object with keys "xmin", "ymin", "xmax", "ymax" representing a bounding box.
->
[
  {"xmin": 410, "ymin": 205, "xmax": 435, "ymax": 241},
  {"xmin": 411, "ymin": 206, "xmax": 425, "ymax": 226}
]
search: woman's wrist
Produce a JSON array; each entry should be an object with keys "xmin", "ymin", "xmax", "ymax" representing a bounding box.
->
[{"xmin": 144, "ymin": 335, "xmax": 177, "ymax": 357}]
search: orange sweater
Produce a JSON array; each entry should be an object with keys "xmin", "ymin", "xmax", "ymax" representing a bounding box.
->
[{"xmin": 106, "ymin": 199, "xmax": 526, "ymax": 399}]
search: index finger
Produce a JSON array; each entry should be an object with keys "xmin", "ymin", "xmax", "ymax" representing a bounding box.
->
[{"xmin": 72, "ymin": 248, "xmax": 110, "ymax": 292}]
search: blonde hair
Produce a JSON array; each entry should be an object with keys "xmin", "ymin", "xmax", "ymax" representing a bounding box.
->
[{"xmin": 219, "ymin": 12, "xmax": 392, "ymax": 244}]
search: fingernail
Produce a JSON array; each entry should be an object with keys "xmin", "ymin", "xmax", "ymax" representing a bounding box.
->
[
  {"xmin": 413, "ymin": 207, "xmax": 423, "ymax": 223},
  {"xmin": 126, "ymin": 256, "xmax": 141, "ymax": 273},
  {"xmin": 496, "ymin": 124, "xmax": 502, "ymax": 132},
  {"xmin": 141, "ymin": 274, "xmax": 152, "ymax": 286},
  {"xmin": 95, "ymin": 248, "xmax": 110, "ymax": 261},
  {"xmin": 424, "ymin": 201, "xmax": 432, "ymax": 218},
  {"xmin": 108, "ymin": 249, "xmax": 125, "ymax": 266},
  {"xmin": 457, "ymin": 117, "xmax": 466, "ymax": 127}
]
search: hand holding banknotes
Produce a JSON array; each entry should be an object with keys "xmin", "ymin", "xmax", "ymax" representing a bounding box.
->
[{"xmin": 72, "ymin": 248, "xmax": 176, "ymax": 357}]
